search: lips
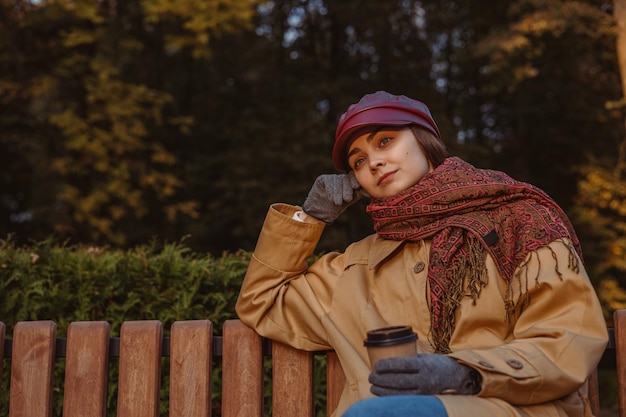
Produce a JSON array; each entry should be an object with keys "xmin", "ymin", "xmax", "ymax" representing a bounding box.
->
[{"xmin": 377, "ymin": 170, "xmax": 396, "ymax": 186}]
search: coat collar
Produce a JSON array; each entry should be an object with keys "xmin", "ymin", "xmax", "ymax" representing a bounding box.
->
[{"xmin": 367, "ymin": 236, "xmax": 405, "ymax": 269}]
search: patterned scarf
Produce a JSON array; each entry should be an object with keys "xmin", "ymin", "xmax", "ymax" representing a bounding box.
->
[{"xmin": 367, "ymin": 157, "xmax": 581, "ymax": 353}]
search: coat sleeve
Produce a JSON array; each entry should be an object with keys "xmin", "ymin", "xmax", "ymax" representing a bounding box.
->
[
  {"xmin": 449, "ymin": 239, "xmax": 608, "ymax": 405},
  {"xmin": 235, "ymin": 203, "xmax": 345, "ymax": 351}
]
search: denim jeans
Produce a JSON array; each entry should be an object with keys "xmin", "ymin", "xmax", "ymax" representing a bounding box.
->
[{"xmin": 341, "ymin": 395, "xmax": 448, "ymax": 417}]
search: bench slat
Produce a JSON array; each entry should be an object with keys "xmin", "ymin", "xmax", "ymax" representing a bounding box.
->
[
  {"xmin": 117, "ymin": 320, "xmax": 163, "ymax": 417},
  {"xmin": 63, "ymin": 321, "xmax": 111, "ymax": 417},
  {"xmin": 0, "ymin": 322, "xmax": 5, "ymax": 399},
  {"xmin": 272, "ymin": 341, "xmax": 314, "ymax": 417},
  {"xmin": 588, "ymin": 368, "xmax": 599, "ymax": 417},
  {"xmin": 169, "ymin": 320, "xmax": 213, "ymax": 417},
  {"xmin": 222, "ymin": 320, "xmax": 264, "ymax": 417},
  {"xmin": 326, "ymin": 351, "xmax": 345, "ymax": 416},
  {"xmin": 615, "ymin": 309, "xmax": 626, "ymax": 417},
  {"xmin": 9, "ymin": 321, "xmax": 57, "ymax": 417}
]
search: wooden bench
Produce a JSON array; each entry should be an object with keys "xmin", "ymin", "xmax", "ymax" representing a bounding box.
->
[{"xmin": 0, "ymin": 310, "xmax": 624, "ymax": 417}]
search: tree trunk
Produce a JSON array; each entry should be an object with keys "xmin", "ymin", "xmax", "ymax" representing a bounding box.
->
[{"xmin": 614, "ymin": 0, "xmax": 626, "ymax": 177}]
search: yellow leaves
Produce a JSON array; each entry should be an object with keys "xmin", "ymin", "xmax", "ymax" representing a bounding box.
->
[
  {"xmin": 513, "ymin": 64, "xmax": 539, "ymax": 83},
  {"xmin": 85, "ymin": 63, "xmax": 171, "ymax": 131},
  {"xmin": 50, "ymin": 0, "xmax": 104, "ymax": 24},
  {"xmin": 606, "ymin": 99, "xmax": 626, "ymax": 111},
  {"xmin": 598, "ymin": 279, "xmax": 626, "ymax": 316},
  {"xmin": 498, "ymin": 33, "xmax": 530, "ymax": 55},
  {"xmin": 512, "ymin": 11, "xmax": 566, "ymax": 39},
  {"xmin": 578, "ymin": 167, "xmax": 626, "ymax": 216},
  {"xmin": 74, "ymin": 187, "xmax": 110, "ymax": 217},
  {"xmin": 141, "ymin": 0, "xmax": 257, "ymax": 59},
  {"xmin": 476, "ymin": 30, "xmax": 539, "ymax": 90},
  {"xmin": 142, "ymin": 0, "xmax": 256, "ymax": 31},
  {"xmin": 61, "ymin": 29, "xmax": 96, "ymax": 47},
  {"xmin": 516, "ymin": 17, "xmax": 551, "ymax": 34},
  {"xmin": 140, "ymin": 171, "xmax": 182, "ymax": 197},
  {"xmin": 509, "ymin": 1, "xmax": 612, "ymax": 38},
  {"xmin": 575, "ymin": 164, "xmax": 626, "ymax": 317},
  {"xmin": 58, "ymin": 179, "xmax": 148, "ymax": 245},
  {"xmin": 164, "ymin": 201, "xmax": 200, "ymax": 223},
  {"xmin": 150, "ymin": 144, "xmax": 176, "ymax": 165},
  {"xmin": 169, "ymin": 116, "xmax": 194, "ymax": 135},
  {"xmin": 477, "ymin": 0, "xmax": 613, "ymax": 91},
  {"xmin": 45, "ymin": 56, "xmax": 191, "ymax": 244},
  {"xmin": 49, "ymin": 109, "xmax": 91, "ymax": 148}
]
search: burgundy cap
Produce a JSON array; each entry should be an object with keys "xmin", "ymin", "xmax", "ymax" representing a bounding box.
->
[{"xmin": 332, "ymin": 91, "xmax": 441, "ymax": 171}]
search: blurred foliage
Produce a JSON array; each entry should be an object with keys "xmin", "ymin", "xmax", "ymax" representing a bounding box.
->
[
  {"xmin": 0, "ymin": 236, "xmax": 250, "ymax": 416},
  {"xmin": 573, "ymin": 163, "xmax": 626, "ymax": 318},
  {"xmin": 2, "ymin": 1, "xmax": 626, "ymax": 319},
  {"xmin": 0, "ymin": 236, "xmax": 249, "ymax": 335},
  {"xmin": 142, "ymin": 0, "xmax": 257, "ymax": 58}
]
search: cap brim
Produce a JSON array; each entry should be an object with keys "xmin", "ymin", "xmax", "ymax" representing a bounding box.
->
[{"xmin": 333, "ymin": 107, "xmax": 439, "ymax": 171}]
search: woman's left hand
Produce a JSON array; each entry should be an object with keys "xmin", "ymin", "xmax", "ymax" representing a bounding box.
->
[{"xmin": 368, "ymin": 354, "xmax": 482, "ymax": 396}]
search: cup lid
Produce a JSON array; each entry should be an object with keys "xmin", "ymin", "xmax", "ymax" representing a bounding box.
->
[{"xmin": 363, "ymin": 325, "xmax": 417, "ymax": 347}]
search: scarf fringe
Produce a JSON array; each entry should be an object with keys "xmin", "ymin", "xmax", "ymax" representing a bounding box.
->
[
  {"xmin": 431, "ymin": 235, "xmax": 488, "ymax": 353},
  {"xmin": 432, "ymin": 238, "xmax": 580, "ymax": 353},
  {"xmin": 505, "ymin": 238, "xmax": 580, "ymax": 323}
]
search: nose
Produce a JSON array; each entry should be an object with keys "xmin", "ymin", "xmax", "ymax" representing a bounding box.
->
[{"xmin": 369, "ymin": 156, "xmax": 385, "ymax": 171}]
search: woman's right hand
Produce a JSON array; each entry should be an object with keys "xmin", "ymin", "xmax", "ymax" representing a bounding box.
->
[{"xmin": 302, "ymin": 171, "xmax": 368, "ymax": 224}]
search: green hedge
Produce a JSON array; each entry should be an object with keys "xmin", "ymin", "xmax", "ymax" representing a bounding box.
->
[
  {"xmin": 0, "ymin": 237, "xmax": 249, "ymax": 336},
  {"xmin": 0, "ymin": 237, "xmax": 252, "ymax": 416}
]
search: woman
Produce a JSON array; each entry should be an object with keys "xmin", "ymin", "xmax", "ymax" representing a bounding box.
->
[{"xmin": 235, "ymin": 91, "xmax": 608, "ymax": 417}]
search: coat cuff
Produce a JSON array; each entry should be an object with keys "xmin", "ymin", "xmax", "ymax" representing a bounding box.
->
[{"xmin": 253, "ymin": 203, "xmax": 325, "ymax": 271}]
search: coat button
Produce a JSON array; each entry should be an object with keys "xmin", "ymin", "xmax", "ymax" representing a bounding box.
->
[
  {"xmin": 413, "ymin": 261, "xmax": 425, "ymax": 273},
  {"xmin": 478, "ymin": 360, "xmax": 495, "ymax": 369},
  {"xmin": 506, "ymin": 359, "xmax": 524, "ymax": 369}
]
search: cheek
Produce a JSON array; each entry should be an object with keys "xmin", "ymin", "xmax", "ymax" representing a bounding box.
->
[
  {"xmin": 354, "ymin": 170, "xmax": 369, "ymax": 186},
  {"xmin": 413, "ymin": 158, "xmax": 431, "ymax": 182},
  {"xmin": 354, "ymin": 171, "xmax": 377, "ymax": 193}
]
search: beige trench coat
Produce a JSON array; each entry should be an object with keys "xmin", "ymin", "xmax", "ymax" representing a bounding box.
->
[{"xmin": 235, "ymin": 203, "xmax": 608, "ymax": 417}]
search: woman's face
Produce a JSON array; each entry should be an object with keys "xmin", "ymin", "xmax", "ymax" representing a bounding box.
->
[{"xmin": 347, "ymin": 127, "xmax": 432, "ymax": 199}]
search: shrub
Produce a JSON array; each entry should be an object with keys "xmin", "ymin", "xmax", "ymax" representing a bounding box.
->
[
  {"xmin": 0, "ymin": 236, "xmax": 250, "ymax": 416},
  {"xmin": 0, "ymin": 236, "xmax": 249, "ymax": 336}
]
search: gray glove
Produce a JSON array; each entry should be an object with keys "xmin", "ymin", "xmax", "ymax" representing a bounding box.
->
[
  {"xmin": 302, "ymin": 172, "xmax": 368, "ymax": 224},
  {"xmin": 368, "ymin": 354, "xmax": 482, "ymax": 396}
]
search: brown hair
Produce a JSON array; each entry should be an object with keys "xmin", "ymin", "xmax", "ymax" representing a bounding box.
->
[{"xmin": 410, "ymin": 125, "xmax": 448, "ymax": 168}]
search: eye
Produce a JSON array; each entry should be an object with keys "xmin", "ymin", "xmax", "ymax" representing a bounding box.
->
[
  {"xmin": 352, "ymin": 156, "xmax": 366, "ymax": 170},
  {"xmin": 377, "ymin": 136, "xmax": 393, "ymax": 147}
]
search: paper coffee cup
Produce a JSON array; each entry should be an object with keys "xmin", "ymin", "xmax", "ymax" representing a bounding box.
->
[{"xmin": 364, "ymin": 325, "xmax": 418, "ymax": 367}]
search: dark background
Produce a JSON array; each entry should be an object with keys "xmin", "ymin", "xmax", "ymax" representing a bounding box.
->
[{"xmin": 2, "ymin": 0, "xmax": 626, "ymax": 313}]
